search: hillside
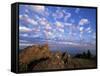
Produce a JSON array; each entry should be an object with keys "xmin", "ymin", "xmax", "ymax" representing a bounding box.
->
[{"xmin": 19, "ymin": 44, "xmax": 96, "ymax": 72}]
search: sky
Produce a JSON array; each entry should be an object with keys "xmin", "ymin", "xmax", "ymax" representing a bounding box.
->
[{"xmin": 19, "ymin": 4, "xmax": 96, "ymax": 53}]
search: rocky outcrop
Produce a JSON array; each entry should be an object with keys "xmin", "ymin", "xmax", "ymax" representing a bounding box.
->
[
  {"xmin": 19, "ymin": 44, "xmax": 71, "ymax": 71},
  {"xmin": 19, "ymin": 44, "xmax": 52, "ymax": 64},
  {"xmin": 19, "ymin": 44, "xmax": 96, "ymax": 72}
]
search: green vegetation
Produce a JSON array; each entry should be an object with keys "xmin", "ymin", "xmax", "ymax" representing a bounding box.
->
[{"xmin": 74, "ymin": 50, "xmax": 95, "ymax": 59}]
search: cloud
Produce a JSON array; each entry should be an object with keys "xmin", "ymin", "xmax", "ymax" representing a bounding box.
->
[
  {"xmin": 55, "ymin": 10, "xmax": 64, "ymax": 19},
  {"xmin": 79, "ymin": 34, "xmax": 82, "ymax": 39},
  {"xmin": 19, "ymin": 14, "xmax": 29, "ymax": 20},
  {"xmin": 64, "ymin": 22, "xmax": 72, "ymax": 26},
  {"xmin": 38, "ymin": 17, "xmax": 48, "ymax": 26},
  {"xmin": 25, "ymin": 9, "xmax": 29, "ymax": 13},
  {"xmin": 48, "ymin": 31, "xmax": 53, "ymax": 36},
  {"xmin": 52, "ymin": 9, "xmax": 64, "ymax": 20},
  {"xmin": 19, "ymin": 43, "xmax": 34, "ymax": 46},
  {"xmin": 88, "ymin": 30, "xmax": 92, "ymax": 33},
  {"xmin": 19, "ymin": 40, "xmax": 29, "ymax": 43},
  {"xmin": 37, "ymin": 17, "xmax": 52, "ymax": 31},
  {"xmin": 26, "ymin": 17, "xmax": 38, "ymax": 25},
  {"xmin": 64, "ymin": 12, "xmax": 71, "ymax": 21},
  {"xmin": 86, "ymin": 27, "xmax": 91, "ymax": 31},
  {"xmin": 19, "ymin": 14, "xmax": 23, "ymax": 19},
  {"xmin": 32, "ymin": 28, "xmax": 40, "ymax": 32},
  {"xmin": 79, "ymin": 18, "xmax": 89, "ymax": 26},
  {"xmin": 29, "ymin": 5, "xmax": 45, "ymax": 14},
  {"xmin": 34, "ymin": 15, "xmax": 40, "ymax": 20},
  {"xmin": 44, "ymin": 31, "xmax": 53, "ymax": 38},
  {"xmin": 75, "ymin": 8, "xmax": 80, "ymax": 14},
  {"xmin": 79, "ymin": 27, "xmax": 84, "ymax": 32},
  {"xmin": 56, "ymin": 41, "xmax": 79, "ymax": 46},
  {"xmin": 19, "ymin": 26, "xmax": 32, "ymax": 32},
  {"xmin": 20, "ymin": 32, "xmax": 41, "ymax": 38},
  {"xmin": 45, "ymin": 24, "xmax": 52, "ymax": 30},
  {"xmin": 85, "ymin": 27, "xmax": 92, "ymax": 33},
  {"xmin": 58, "ymin": 28, "xmax": 64, "ymax": 33},
  {"xmin": 30, "ymin": 34, "xmax": 41, "ymax": 38},
  {"xmin": 55, "ymin": 21, "xmax": 64, "ymax": 28},
  {"xmin": 19, "ymin": 14, "xmax": 38, "ymax": 25},
  {"xmin": 20, "ymin": 33, "xmax": 29, "ymax": 37}
]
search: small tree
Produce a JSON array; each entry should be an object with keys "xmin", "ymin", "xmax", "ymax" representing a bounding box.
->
[
  {"xmin": 82, "ymin": 51, "xmax": 86, "ymax": 58},
  {"xmin": 87, "ymin": 50, "xmax": 92, "ymax": 58}
]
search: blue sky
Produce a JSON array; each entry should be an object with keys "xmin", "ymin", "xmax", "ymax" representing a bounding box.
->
[{"xmin": 19, "ymin": 4, "xmax": 96, "ymax": 52}]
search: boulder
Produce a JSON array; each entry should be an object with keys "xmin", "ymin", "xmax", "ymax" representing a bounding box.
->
[{"xmin": 19, "ymin": 44, "xmax": 52, "ymax": 64}]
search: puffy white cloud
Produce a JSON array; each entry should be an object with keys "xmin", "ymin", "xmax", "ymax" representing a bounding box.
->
[
  {"xmin": 38, "ymin": 17, "xmax": 52, "ymax": 31},
  {"xmin": 44, "ymin": 31, "xmax": 53, "ymax": 38},
  {"xmin": 34, "ymin": 15, "xmax": 40, "ymax": 20},
  {"xmin": 88, "ymin": 30, "xmax": 92, "ymax": 33},
  {"xmin": 86, "ymin": 27, "xmax": 91, "ymax": 31},
  {"xmin": 19, "ymin": 14, "xmax": 23, "ymax": 19},
  {"xmin": 19, "ymin": 26, "xmax": 32, "ymax": 32},
  {"xmin": 24, "ymin": 14, "xmax": 29, "ymax": 18},
  {"xmin": 19, "ymin": 14, "xmax": 29, "ymax": 20},
  {"xmin": 38, "ymin": 17, "xmax": 48, "ymax": 26},
  {"xmin": 55, "ymin": 21, "xmax": 64, "ymax": 28},
  {"xmin": 39, "ymin": 21, "xmax": 46, "ymax": 25},
  {"xmin": 64, "ymin": 22, "xmax": 72, "ymax": 26},
  {"xmin": 30, "ymin": 5, "xmax": 45, "ymax": 14},
  {"xmin": 79, "ymin": 18, "xmax": 89, "ymax": 26},
  {"xmin": 25, "ymin": 9, "xmax": 29, "ymax": 13},
  {"xmin": 58, "ymin": 28, "xmax": 64, "ymax": 33},
  {"xmin": 45, "ymin": 24, "xmax": 52, "ymax": 30},
  {"xmin": 48, "ymin": 31, "xmax": 53, "ymax": 36},
  {"xmin": 85, "ymin": 27, "xmax": 92, "ymax": 33},
  {"xmin": 26, "ymin": 17, "xmax": 38, "ymax": 25},
  {"xmin": 19, "ymin": 14, "xmax": 38, "ymax": 25},
  {"xmin": 79, "ymin": 27, "xmax": 84, "ymax": 32},
  {"xmin": 32, "ymin": 28, "xmax": 40, "ymax": 32}
]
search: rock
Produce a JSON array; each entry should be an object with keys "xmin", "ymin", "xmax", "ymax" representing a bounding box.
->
[
  {"xmin": 31, "ymin": 56, "xmax": 65, "ymax": 71},
  {"xmin": 53, "ymin": 51, "xmax": 63, "ymax": 59},
  {"xmin": 19, "ymin": 44, "xmax": 75, "ymax": 72},
  {"xmin": 19, "ymin": 44, "xmax": 52, "ymax": 64}
]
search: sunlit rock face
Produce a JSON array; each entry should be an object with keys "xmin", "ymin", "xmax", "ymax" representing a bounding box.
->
[
  {"xmin": 19, "ymin": 44, "xmax": 52, "ymax": 64},
  {"xmin": 19, "ymin": 44, "xmax": 72, "ymax": 71}
]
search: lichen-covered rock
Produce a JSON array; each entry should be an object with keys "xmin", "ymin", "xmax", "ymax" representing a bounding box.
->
[
  {"xmin": 31, "ymin": 56, "xmax": 65, "ymax": 71},
  {"xmin": 19, "ymin": 44, "xmax": 52, "ymax": 64}
]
